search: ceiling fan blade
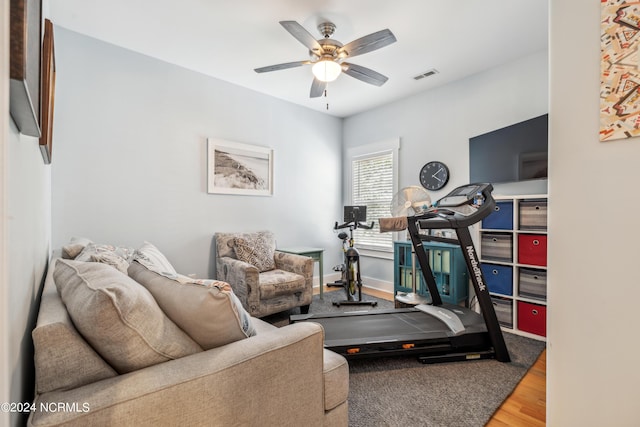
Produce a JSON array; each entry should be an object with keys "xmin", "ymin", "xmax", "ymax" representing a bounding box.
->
[
  {"xmin": 337, "ymin": 29, "xmax": 396, "ymax": 58},
  {"xmin": 310, "ymin": 78, "xmax": 327, "ymax": 98},
  {"xmin": 342, "ymin": 63, "xmax": 389, "ymax": 86},
  {"xmin": 254, "ymin": 60, "xmax": 312, "ymax": 73},
  {"xmin": 279, "ymin": 21, "xmax": 324, "ymax": 55}
]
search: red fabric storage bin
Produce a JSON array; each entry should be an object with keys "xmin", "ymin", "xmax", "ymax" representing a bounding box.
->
[
  {"xmin": 518, "ymin": 234, "xmax": 547, "ymax": 266},
  {"xmin": 517, "ymin": 301, "xmax": 546, "ymax": 336}
]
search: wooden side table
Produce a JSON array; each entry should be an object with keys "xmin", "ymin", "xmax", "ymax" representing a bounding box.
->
[{"xmin": 277, "ymin": 247, "xmax": 324, "ymax": 300}]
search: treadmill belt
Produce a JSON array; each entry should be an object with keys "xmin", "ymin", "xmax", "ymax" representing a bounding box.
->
[
  {"xmin": 306, "ymin": 310, "xmax": 453, "ymax": 348},
  {"xmin": 318, "ymin": 311, "xmax": 446, "ymax": 340}
]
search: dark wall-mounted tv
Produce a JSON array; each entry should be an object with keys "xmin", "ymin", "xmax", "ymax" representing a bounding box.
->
[{"xmin": 469, "ymin": 114, "xmax": 548, "ymax": 184}]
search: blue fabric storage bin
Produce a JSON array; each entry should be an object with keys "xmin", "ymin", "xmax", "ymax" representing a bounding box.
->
[
  {"xmin": 481, "ymin": 201, "xmax": 514, "ymax": 230},
  {"xmin": 481, "ymin": 263, "xmax": 513, "ymax": 295}
]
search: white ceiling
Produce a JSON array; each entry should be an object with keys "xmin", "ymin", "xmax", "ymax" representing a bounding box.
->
[{"xmin": 48, "ymin": 0, "xmax": 548, "ymax": 118}]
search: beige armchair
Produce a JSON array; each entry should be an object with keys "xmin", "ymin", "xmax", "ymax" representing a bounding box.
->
[{"xmin": 215, "ymin": 231, "xmax": 314, "ymax": 318}]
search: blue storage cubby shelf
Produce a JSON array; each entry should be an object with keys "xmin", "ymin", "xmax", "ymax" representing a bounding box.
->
[
  {"xmin": 481, "ymin": 263, "xmax": 513, "ymax": 296},
  {"xmin": 481, "ymin": 200, "xmax": 514, "ymax": 230},
  {"xmin": 479, "ymin": 195, "xmax": 548, "ymax": 339}
]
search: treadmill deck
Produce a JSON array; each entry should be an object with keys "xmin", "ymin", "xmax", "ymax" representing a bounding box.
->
[{"xmin": 291, "ymin": 306, "xmax": 492, "ymax": 360}]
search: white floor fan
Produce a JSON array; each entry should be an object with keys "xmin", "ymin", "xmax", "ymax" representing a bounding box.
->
[{"xmin": 390, "ymin": 186, "xmax": 433, "ymax": 306}]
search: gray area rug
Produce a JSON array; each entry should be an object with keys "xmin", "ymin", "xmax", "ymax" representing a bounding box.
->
[{"xmin": 263, "ymin": 291, "xmax": 545, "ymax": 427}]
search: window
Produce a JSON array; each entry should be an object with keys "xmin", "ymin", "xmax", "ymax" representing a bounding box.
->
[{"xmin": 348, "ymin": 139, "xmax": 399, "ymax": 252}]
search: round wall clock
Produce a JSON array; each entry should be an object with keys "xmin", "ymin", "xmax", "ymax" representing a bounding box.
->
[{"xmin": 419, "ymin": 161, "xmax": 450, "ymax": 191}]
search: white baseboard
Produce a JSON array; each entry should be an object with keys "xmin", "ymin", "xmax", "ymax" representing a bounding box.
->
[{"xmin": 360, "ymin": 275, "xmax": 394, "ymax": 295}]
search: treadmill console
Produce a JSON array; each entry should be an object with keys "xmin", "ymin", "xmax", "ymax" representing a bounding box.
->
[
  {"xmin": 416, "ymin": 182, "xmax": 495, "ymax": 229},
  {"xmin": 436, "ymin": 183, "xmax": 489, "ymax": 208}
]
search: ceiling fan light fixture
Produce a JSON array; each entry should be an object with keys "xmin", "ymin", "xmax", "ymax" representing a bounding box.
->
[{"xmin": 312, "ymin": 59, "xmax": 341, "ymax": 82}]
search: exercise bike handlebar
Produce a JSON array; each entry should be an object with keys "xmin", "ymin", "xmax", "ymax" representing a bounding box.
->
[{"xmin": 334, "ymin": 220, "xmax": 375, "ymax": 230}]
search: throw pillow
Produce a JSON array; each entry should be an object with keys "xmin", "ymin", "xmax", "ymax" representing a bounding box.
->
[
  {"xmin": 132, "ymin": 241, "xmax": 178, "ymax": 278},
  {"xmin": 128, "ymin": 261, "xmax": 256, "ymax": 350},
  {"xmin": 54, "ymin": 259, "xmax": 202, "ymax": 374},
  {"xmin": 75, "ymin": 243, "xmax": 135, "ymax": 273},
  {"xmin": 233, "ymin": 233, "xmax": 276, "ymax": 272},
  {"xmin": 89, "ymin": 252, "xmax": 130, "ymax": 274},
  {"xmin": 61, "ymin": 237, "xmax": 93, "ymax": 259}
]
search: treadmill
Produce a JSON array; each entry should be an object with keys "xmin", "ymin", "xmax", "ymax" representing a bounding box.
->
[{"xmin": 290, "ymin": 183, "xmax": 511, "ymax": 364}]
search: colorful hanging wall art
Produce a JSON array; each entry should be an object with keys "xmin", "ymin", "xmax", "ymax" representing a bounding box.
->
[{"xmin": 600, "ymin": 0, "xmax": 640, "ymax": 141}]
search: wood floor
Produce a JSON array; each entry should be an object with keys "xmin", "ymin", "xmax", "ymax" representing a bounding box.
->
[
  {"xmin": 486, "ymin": 349, "xmax": 546, "ymax": 426},
  {"xmin": 316, "ymin": 285, "xmax": 547, "ymax": 426}
]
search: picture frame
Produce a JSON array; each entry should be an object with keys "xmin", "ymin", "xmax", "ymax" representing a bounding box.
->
[
  {"xmin": 207, "ymin": 138, "xmax": 273, "ymax": 196},
  {"xmin": 9, "ymin": 0, "xmax": 42, "ymax": 137},
  {"xmin": 39, "ymin": 19, "xmax": 55, "ymax": 164}
]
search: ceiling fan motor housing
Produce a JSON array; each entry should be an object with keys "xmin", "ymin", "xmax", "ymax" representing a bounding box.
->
[{"xmin": 310, "ymin": 38, "xmax": 343, "ymax": 61}]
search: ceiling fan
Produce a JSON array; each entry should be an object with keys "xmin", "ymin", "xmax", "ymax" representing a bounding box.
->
[{"xmin": 254, "ymin": 21, "xmax": 397, "ymax": 98}]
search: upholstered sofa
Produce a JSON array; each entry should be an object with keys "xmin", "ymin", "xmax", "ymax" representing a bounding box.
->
[
  {"xmin": 29, "ymin": 244, "xmax": 348, "ymax": 427},
  {"xmin": 215, "ymin": 231, "xmax": 314, "ymax": 318}
]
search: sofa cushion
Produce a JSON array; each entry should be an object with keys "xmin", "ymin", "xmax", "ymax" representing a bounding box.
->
[
  {"xmin": 54, "ymin": 259, "xmax": 202, "ymax": 374},
  {"xmin": 250, "ymin": 317, "xmax": 278, "ymax": 334},
  {"xmin": 33, "ymin": 259, "xmax": 118, "ymax": 393},
  {"xmin": 233, "ymin": 232, "xmax": 276, "ymax": 272},
  {"xmin": 322, "ymin": 349, "xmax": 349, "ymax": 411},
  {"xmin": 128, "ymin": 261, "xmax": 256, "ymax": 350},
  {"xmin": 258, "ymin": 269, "xmax": 307, "ymax": 299}
]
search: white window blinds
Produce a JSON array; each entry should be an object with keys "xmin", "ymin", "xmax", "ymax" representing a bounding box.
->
[{"xmin": 351, "ymin": 151, "xmax": 394, "ymax": 251}]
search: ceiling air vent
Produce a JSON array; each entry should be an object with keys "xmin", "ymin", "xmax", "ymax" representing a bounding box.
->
[{"xmin": 414, "ymin": 69, "xmax": 439, "ymax": 80}]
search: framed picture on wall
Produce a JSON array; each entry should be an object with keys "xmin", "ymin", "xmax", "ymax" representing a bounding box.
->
[
  {"xmin": 9, "ymin": 0, "xmax": 42, "ymax": 137},
  {"xmin": 207, "ymin": 138, "xmax": 273, "ymax": 196},
  {"xmin": 39, "ymin": 19, "xmax": 55, "ymax": 164}
]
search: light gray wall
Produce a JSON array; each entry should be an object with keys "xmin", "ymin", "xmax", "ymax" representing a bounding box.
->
[
  {"xmin": 1, "ymin": 0, "xmax": 52, "ymax": 424},
  {"xmin": 52, "ymin": 28, "xmax": 344, "ymax": 278},
  {"xmin": 6, "ymin": 122, "xmax": 50, "ymax": 427},
  {"xmin": 342, "ymin": 50, "xmax": 549, "ymax": 289},
  {"xmin": 548, "ymin": 1, "xmax": 640, "ymax": 425}
]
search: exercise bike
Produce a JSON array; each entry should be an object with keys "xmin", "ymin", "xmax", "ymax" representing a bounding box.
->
[{"xmin": 327, "ymin": 206, "xmax": 378, "ymax": 307}]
